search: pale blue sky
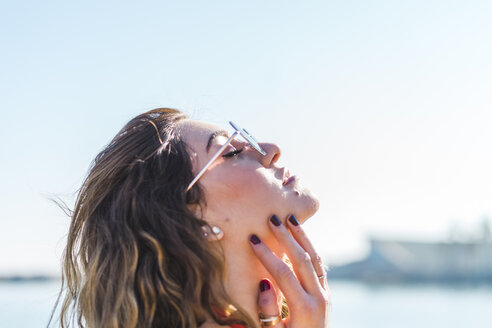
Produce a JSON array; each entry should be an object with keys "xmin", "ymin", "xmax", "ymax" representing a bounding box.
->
[{"xmin": 1, "ymin": 0, "xmax": 491, "ymax": 274}]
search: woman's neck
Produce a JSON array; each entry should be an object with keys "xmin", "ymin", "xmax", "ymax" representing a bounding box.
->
[{"xmin": 220, "ymin": 234, "xmax": 284, "ymax": 321}]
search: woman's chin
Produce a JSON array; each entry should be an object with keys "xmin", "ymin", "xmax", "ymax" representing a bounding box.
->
[{"xmin": 292, "ymin": 187, "xmax": 320, "ymax": 223}]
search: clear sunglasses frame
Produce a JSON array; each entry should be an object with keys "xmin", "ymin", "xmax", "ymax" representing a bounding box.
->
[{"xmin": 186, "ymin": 121, "xmax": 266, "ymax": 191}]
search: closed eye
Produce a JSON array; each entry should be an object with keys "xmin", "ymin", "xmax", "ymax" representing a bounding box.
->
[{"xmin": 222, "ymin": 148, "xmax": 243, "ymax": 158}]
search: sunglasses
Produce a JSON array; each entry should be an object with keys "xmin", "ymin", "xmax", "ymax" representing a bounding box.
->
[{"xmin": 186, "ymin": 121, "xmax": 266, "ymax": 191}]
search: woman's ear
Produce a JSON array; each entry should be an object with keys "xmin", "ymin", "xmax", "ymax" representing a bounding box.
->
[
  {"xmin": 187, "ymin": 203, "xmax": 223, "ymax": 241},
  {"xmin": 187, "ymin": 203, "xmax": 202, "ymax": 217}
]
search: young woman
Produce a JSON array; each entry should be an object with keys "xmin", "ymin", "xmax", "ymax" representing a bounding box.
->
[{"xmin": 54, "ymin": 108, "xmax": 329, "ymax": 327}]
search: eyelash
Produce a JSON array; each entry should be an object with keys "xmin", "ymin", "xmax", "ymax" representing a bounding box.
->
[{"xmin": 222, "ymin": 148, "xmax": 243, "ymax": 158}]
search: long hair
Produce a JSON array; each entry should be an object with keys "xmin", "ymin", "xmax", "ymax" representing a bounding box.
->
[{"xmin": 51, "ymin": 108, "xmax": 258, "ymax": 327}]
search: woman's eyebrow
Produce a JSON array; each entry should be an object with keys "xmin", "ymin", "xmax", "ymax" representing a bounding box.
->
[{"xmin": 206, "ymin": 130, "xmax": 229, "ymax": 153}]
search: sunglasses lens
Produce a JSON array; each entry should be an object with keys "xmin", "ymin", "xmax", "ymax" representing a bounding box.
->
[{"xmin": 229, "ymin": 122, "xmax": 266, "ymax": 155}]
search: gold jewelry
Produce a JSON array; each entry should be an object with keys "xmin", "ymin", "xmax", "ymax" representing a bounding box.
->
[
  {"xmin": 318, "ymin": 274, "xmax": 326, "ymax": 279},
  {"xmin": 259, "ymin": 313, "xmax": 281, "ymax": 327}
]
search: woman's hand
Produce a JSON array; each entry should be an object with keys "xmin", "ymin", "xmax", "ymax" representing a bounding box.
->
[{"xmin": 249, "ymin": 214, "xmax": 330, "ymax": 328}]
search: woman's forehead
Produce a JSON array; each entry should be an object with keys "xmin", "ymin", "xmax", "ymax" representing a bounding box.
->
[
  {"xmin": 177, "ymin": 119, "xmax": 227, "ymax": 151},
  {"xmin": 178, "ymin": 118, "xmax": 223, "ymax": 137}
]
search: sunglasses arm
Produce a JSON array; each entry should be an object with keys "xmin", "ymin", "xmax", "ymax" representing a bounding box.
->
[{"xmin": 185, "ymin": 130, "xmax": 240, "ymax": 192}]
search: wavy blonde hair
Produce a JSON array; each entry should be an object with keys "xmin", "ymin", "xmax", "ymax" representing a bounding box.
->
[{"xmin": 50, "ymin": 108, "xmax": 258, "ymax": 327}]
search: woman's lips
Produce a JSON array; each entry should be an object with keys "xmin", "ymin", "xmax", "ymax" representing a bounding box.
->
[
  {"xmin": 282, "ymin": 167, "xmax": 298, "ymax": 186},
  {"xmin": 284, "ymin": 175, "xmax": 297, "ymax": 186},
  {"xmin": 282, "ymin": 167, "xmax": 299, "ymax": 187},
  {"xmin": 282, "ymin": 168, "xmax": 290, "ymax": 185}
]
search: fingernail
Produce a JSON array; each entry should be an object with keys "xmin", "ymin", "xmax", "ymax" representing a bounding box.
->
[
  {"xmin": 260, "ymin": 279, "xmax": 271, "ymax": 292},
  {"xmin": 288, "ymin": 215, "xmax": 299, "ymax": 226},
  {"xmin": 270, "ymin": 214, "xmax": 281, "ymax": 226},
  {"xmin": 250, "ymin": 234, "xmax": 261, "ymax": 245}
]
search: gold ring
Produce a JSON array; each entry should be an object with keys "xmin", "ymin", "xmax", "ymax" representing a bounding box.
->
[
  {"xmin": 259, "ymin": 313, "xmax": 281, "ymax": 327},
  {"xmin": 318, "ymin": 274, "xmax": 326, "ymax": 279}
]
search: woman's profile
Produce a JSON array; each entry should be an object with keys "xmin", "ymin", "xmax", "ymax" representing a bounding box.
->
[{"xmin": 53, "ymin": 108, "xmax": 329, "ymax": 327}]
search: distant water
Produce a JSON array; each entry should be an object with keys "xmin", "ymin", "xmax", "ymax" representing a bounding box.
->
[
  {"xmin": 0, "ymin": 280, "xmax": 61, "ymax": 328},
  {"xmin": 1, "ymin": 280, "xmax": 491, "ymax": 327},
  {"xmin": 329, "ymin": 280, "xmax": 492, "ymax": 328}
]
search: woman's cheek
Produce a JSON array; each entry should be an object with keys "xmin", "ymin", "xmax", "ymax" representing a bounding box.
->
[{"xmin": 224, "ymin": 170, "xmax": 268, "ymax": 199}]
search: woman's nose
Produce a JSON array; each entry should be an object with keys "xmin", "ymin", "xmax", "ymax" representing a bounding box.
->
[{"xmin": 257, "ymin": 142, "xmax": 281, "ymax": 167}]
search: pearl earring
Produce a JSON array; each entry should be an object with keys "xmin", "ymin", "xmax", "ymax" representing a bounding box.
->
[{"xmin": 203, "ymin": 225, "xmax": 223, "ymax": 241}]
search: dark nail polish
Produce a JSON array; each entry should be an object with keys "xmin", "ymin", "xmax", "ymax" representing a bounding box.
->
[
  {"xmin": 270, "ymin": 215, "xmax": 281, "ymax": 226},
  {"xmin": 260, "ymin": 279, "xmax": 271, "ymax": 292},
  {"xmin": 288, "ymin": 215, "xmax": 299, "ymax": 226},
  {"xmin": 250, "ymin": 234, "xmax": 261, "ymax": 245}
]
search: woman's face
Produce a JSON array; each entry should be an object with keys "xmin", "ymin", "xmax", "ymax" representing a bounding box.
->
[{"xmin": 177, "ymin": 119, "xmax": 319, "ymax": 242}]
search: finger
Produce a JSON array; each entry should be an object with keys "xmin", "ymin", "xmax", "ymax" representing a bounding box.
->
[
  {"xmin": 269, "ymin": 214, "xmax": 322, "ymax": 295},
  {"xmin": 286, "ymin": 214, "xmax": 328, "ymax": 287},
  {"xmin": 257, "ymin": 279, "xmax": 283, "ymax": 327},
  {"xmin": 249, "ymin": 234, "xmax": 307, "ymax": 304}
]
